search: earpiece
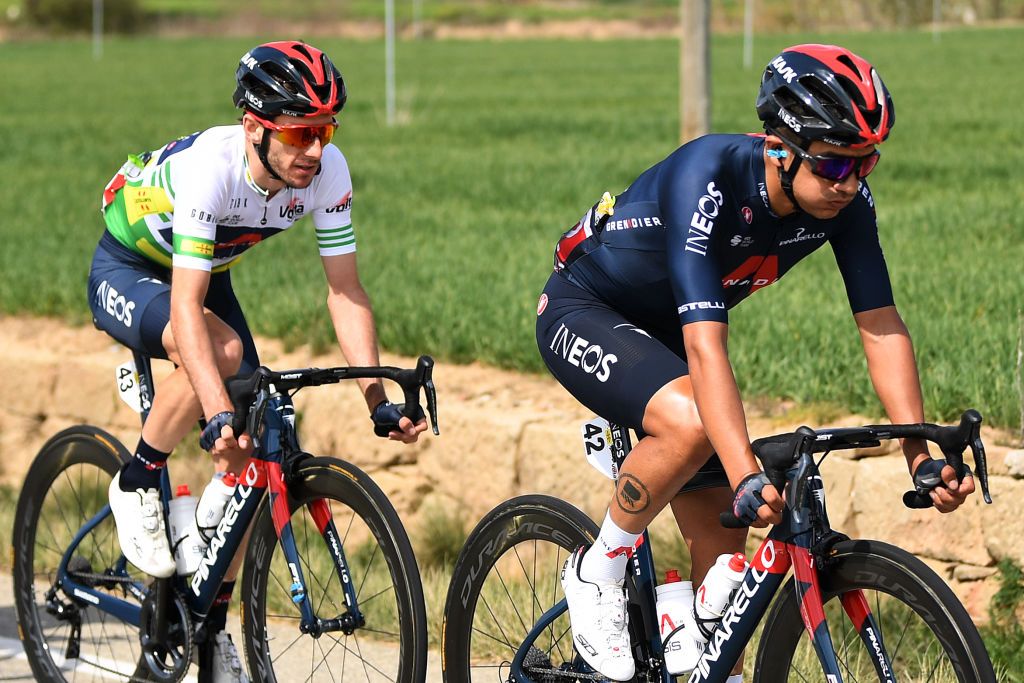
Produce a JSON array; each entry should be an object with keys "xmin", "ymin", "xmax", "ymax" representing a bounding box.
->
[{"xmin": 766, "ymin": 148, "xmax": 788, "ymax": 159}]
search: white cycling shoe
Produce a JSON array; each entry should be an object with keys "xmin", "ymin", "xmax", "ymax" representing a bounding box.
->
[
  {"xmin": 108, "ymin": 471, "xmax": 176, "ymax": 578},
  {"xmin": 206, "ymin": 632, "xmax": 250, "ymax": 683},
  {"xmin": 561, "ymin": 546, "xmax": 635, "ymax": 681}
]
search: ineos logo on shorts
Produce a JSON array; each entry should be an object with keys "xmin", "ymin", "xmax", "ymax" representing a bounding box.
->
[
  {"xmin": 96, "ymin": 280, "xmax": 136, "ymax": 328},
  {"xmin": 549, "ymin": 323, "xmax": 618, "ymax": 382}
]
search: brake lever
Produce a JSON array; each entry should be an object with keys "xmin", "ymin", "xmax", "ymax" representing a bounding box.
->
[
  {"xmin": 965, "ymin": 410, "xmax": 992, "ymax": 504},
  {"xmin": 246, "ymin": 386, "xmax": 271, "ymax": 450},
  {"xmin": 903, "ymin": 409, "xmax": 992, "ymax": 508},
  {"xmin": 408, "ymin": 355, "xmax": 440, "ymax": 436},
  {"xmin": 420, "ymin": 356, "xmax": 440, "ymax": 436}
]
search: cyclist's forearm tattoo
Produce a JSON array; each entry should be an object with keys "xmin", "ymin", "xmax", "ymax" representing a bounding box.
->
[{"xmin": 615, "ymin": 473, "xmax": 651, "ymax": 514}]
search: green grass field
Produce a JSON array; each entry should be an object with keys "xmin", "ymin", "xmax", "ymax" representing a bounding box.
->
[{"xmin": 1, "ymin": 28, "xmax": 1022, "ymax": 429}]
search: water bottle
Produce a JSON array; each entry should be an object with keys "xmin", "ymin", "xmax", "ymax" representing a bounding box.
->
[
  {"xmin": 168, "ymin": 485, "xmax": 203, "ymax": 575},
  {"xmin": 193, "ymin": 472, "xmax": 237, "ymax": 544},
  {"xmin": 693, "ymin": 553, "xmax": 748, "ymax": 641},
  {"xmin": 655, "ymin": 569, "xmax": 702, "ymax": 674}
]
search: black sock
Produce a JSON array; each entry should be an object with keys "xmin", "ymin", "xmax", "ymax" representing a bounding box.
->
[
  {"xmin": 207, "ymin": 581, "xmax": 235, "ymax": 634},
  {"xmin": 119, "ymin": 437, "xmax": 170, "ymax": 491}
]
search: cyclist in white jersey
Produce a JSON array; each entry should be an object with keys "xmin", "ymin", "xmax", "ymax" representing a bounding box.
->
[{"xmin": 88, "ymin": 41, "xmax": 426, "ymax": 681}]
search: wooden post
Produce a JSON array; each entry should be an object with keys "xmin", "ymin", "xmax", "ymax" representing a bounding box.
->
[{"xmin": 680, "ymin": 0, "xmax": 711, "ymax": 144}]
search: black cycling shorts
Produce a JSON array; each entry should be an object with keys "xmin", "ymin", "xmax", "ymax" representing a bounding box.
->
[
  {"xmin": 88, "ymin": 231, "xmax": 260, "ymax": 374},
  {"xmin": 536, "ymin": 272, "xmax": 728, "ymax": 493}
]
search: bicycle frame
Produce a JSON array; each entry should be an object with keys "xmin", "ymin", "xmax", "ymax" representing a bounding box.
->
[
  {"xmin": 53, "ymin": 350, "xmax": 367, "ymax": 637},
  {"xmin": 511, "ymin": 425, "xmax": 904, "ymax": 683}
]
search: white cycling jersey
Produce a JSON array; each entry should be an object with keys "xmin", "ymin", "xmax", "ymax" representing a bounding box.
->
[{"xmin": 101, "ymin": 125, "xmax": 355, "ymax": 273}]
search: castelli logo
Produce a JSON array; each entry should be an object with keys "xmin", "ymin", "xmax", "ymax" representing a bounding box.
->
[
  {"xmin": 742, "ymin": 206, "xmax": 753, "ymax": 224},
  {"xmin": 537, "ymin": 293, "xmax": 548, "ymax": 315}
]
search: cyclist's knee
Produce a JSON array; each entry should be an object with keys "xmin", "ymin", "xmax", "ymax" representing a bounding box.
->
[
  {"xmin": 642, "ymin": 382, "xmax": 709, "ymax": 453},
  {"xmin": 215, "ymin": 334, "xmax": 244, "ymax": 376}
]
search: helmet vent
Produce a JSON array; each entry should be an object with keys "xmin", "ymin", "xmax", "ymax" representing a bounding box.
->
[
  {"xmin": 834, "ymin": 75, "xmax": 868, "ymax": 111},
  {"xmin": 264, "ymin": 62, "xmax": 302, "ymax": 97},
  {"xmin": 836, "ymin": 54, "xmax": 862, "ymax": 80},
  {"xmin": 291, "ymin": 42, "xmax": 313, "ymax": 62},
  {"xmin": 775, "ymin": 88, "xmax": 814, "ymax": 119}
]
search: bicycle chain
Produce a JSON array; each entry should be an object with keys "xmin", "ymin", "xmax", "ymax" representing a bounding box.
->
[
  {"xmin": 66, "ymin": 571, "xmax": 140, "ymax": 587},
  {"xmin": 523, "ymin": 667, "xmax": 608, "ymax": 681}
]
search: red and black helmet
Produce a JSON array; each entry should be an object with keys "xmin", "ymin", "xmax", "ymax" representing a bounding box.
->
[
  {"xmin": 756, "ymin": 44, "xmax": 894, "ymax": 148},
  {"xmin": 233, "ymin": 41, "xmax": 346, "ymax": 119}
]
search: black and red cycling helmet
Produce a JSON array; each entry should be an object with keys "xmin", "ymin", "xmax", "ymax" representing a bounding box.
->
[
  {"xmin": 233, "ymin": 41, "xmax": 346, "ymax": 119},
  {"xmin": 756, "ymin": 44, "xmax": 894, "ymax": 149}
]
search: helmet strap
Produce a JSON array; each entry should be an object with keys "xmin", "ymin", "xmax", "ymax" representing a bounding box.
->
[
  {"xmin": 767, "ymin": 127, "xmax": 805, "ymax": 214},
  {"xmin": 255, "ymin": 129, "xmax": 285, "ymax": 183},
  {"xmin": 778, "ymin": 155, "xmax": 804, "ymax": 214}
]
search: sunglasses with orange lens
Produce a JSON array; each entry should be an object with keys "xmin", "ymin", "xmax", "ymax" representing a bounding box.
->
[{"xmin": 250, "ymin": 113, "xmax": 338, "ymax": 148}]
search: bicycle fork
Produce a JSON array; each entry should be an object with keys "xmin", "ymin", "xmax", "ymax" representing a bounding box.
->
[{"xmin": 264, "ymin": 462, "xmax": 365, "ymax": 638}]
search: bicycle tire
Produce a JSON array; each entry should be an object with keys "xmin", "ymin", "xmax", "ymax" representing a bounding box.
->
[
  {"xmin": 11, "ymin": 425, "xmax": 147, "ymax": 682},
  {"xmin": 240, "ymin": 456, "xmax": 426, "ymax": 682},
  {"xmin": 441, "ymin": 494, "xmax": 600, "ymax": 683},
  {"xmin": 754, "ymin": 538, "xmax": 995, "ymax": 683}
]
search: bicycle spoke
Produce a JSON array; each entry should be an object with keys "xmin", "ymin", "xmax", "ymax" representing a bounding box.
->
[
  {"xmin": 491, "ymin": 564, "xmax": 531, "ymax": 637},
  {"xmin": 354, "ymin": 538, "xmax": 382, "ymax": 603},
  {"xmin": 548, "ymin": 623, "xmax": 573, "ymax": 665},
  {"xmin": 924, "ymin": 651, "xmax": 943, "ymax": 682},
  {"xmin": 356, "ymin": 584, "xmax": 395, "ymax": 608},
  {"xmin": 888, "ymin": 600, "xmax": 915, "ymax": 664},
  {"xmin": 351, "ymin": 633, "xmax": 374, "ymax": 682},
  {"xmin": 357, "ymin": 625, "xmax": 402, "ymax": 640},
  {"xmin": 267, "ymin": 612, "xmax": 303, "ymax": 620},
  {"xmin": 271, "ymin": 629, "xmax": 310, "ymax": 663},
  {"xmin": 471, "ymin": 623, "xmax": 516, "ymax": 652},
  {"xmin": 511, "ymin": 542, "xmax": 543, "ymax": 619},
  {"xmin": 313, "ymin": 636, "xmax": 339, "ymax": 683},
  {"xmin": 532, "ymin": 539, "xmax": 538, "ymax": 628},
  {"xmin": 836, "ymin": 649, "xmax": 863, "ymax": 683}
]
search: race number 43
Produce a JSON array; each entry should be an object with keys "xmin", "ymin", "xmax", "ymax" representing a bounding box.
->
[{"xmin": 115, "ymin": 360, "xmax": 147, "ymax": 413}]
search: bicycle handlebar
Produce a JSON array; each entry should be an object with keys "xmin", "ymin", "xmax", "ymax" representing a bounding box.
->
[
  {"xmin": 719, "ymin": 409, "xmax": 992, "ymax": 528},
  {"xmin": 223, "ymin": 355, "xmax": 440, "ymax": 444}
]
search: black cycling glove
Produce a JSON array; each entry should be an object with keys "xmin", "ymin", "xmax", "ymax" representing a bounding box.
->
[
  {"xmin": 199, "ymin": 411, "xmax": 235, "ymax": 452},
  {"xmin": 370, "ymin": 400, "xmax": 425, "ymax": 438},
  {"xmin": 911, "ymin": 458, "xmax": 973, "ymax": 496},
  {"xmin": 732, "ymin": 472, "xmax": 771, "ymax": 526}
]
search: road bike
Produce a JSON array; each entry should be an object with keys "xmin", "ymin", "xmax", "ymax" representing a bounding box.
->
[
  {"xmin": 13, "ymin": 348, "xmax": 439, "ymax": 682},
  {"xmin": 441, "ymin": 410, "xmax": 995, "ymax": 682}
]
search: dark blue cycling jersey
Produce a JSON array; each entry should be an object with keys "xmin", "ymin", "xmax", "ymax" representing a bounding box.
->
[{"xmin": 553, "ymin": 134, "xmax": 894, "ymax": 328}]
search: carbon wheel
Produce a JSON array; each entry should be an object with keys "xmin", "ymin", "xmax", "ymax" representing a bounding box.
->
[
  {"xmin": 11, "ymin": 426, "xmax": 153, "ymax": 682},
  {"xmin": 241, "ymin": 456, "xmax": 426, "ymax": 682},
  {"xmin": 754, "ymin": 539, "xmax": 995, "ymax": 682},
  {"xmin": 441, "ymin": 495, "xmax": 600, "ymax": 683}
]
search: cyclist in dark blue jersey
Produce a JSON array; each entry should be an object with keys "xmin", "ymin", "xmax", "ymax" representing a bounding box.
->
[{"xmin": 538, "ymin": 44, "xmax": 977, "ymax": 681}]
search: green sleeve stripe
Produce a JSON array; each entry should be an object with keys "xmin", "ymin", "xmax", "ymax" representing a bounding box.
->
[
  {"xmin": 158, "ymin": 212, "xmax": 171, "ymax": 222},
  {"xmin": 313, "ymin": 227, "xmax": 354, "ymax": 237},
  {"xmin": 318, "ymin": 237, "xmax": 356, "ymax": 248},
  {"xmin": 316, "ymin": 231, "xmax": 355, "ymax": 241},
  {"xmin": 173, "ymin": 233, "xmax": 215, "ymax": 259}
]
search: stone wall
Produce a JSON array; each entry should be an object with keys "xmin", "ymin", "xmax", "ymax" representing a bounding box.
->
[{"xmin": 1, "ymin": 316, "xmax": 1020, "ymax": 623}]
